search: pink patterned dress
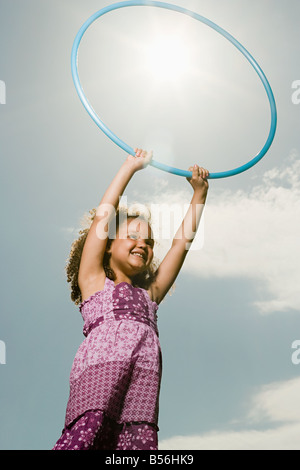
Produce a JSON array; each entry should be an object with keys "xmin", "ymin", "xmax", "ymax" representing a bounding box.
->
[{"xmin": 53, "ymin": 277, "xmax": 162, "ymax": 450}]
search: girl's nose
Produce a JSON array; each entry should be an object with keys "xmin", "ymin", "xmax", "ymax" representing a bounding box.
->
[
  {"xmin": 137, "ymin": 238, "xmax": 147, "ymax": 248},
  {"xmin": 136, "ymin": 236, "xmax": 151, "ymax": 251}
]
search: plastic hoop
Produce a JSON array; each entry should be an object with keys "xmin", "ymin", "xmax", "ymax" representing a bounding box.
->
[{"xmin": 71, "ymin": 0, "xmax": 277, "ymax": 179}]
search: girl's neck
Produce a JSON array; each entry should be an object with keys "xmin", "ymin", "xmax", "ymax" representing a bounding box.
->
[{"xmin": 113, "ymin": 272, "xmax": 133, "ymax": 286}]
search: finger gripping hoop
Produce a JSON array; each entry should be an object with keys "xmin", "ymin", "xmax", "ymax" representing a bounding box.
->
[{"xmin": 71, "ymin": 0, "xmax": 277, "ymax": 179}]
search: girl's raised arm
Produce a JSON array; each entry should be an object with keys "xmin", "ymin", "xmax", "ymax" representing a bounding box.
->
[
  {"xmin": 78, "ymin": 149, "xmax": 152, "ymax": 293},
  {"xmin": 150, "ymin": 165, "xmax": 209, "ymax": 305}
]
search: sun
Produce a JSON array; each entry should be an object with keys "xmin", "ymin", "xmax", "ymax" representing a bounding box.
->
[{"xmin": 145, "ymin": 33, "xmax": 191, "ymax": 83}]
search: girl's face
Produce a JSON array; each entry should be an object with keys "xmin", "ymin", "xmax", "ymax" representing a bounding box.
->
[{"xmin": 107, "ymin": 217, "xmax": 154, "ymax": 278}]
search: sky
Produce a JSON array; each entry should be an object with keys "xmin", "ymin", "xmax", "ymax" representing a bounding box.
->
[{"xmin": 0, "ymin": 0, "xmax": 300, "ymax": 450}]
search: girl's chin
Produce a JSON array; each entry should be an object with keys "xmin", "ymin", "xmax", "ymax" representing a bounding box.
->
[{"xmin": 128, "ymin": 260, "xmax": 148, "ymax": 275}]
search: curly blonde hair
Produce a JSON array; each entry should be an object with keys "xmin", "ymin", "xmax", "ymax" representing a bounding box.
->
[{"xmin": 65, "ymin": 205, "xmax": 160, "ymax": 305}]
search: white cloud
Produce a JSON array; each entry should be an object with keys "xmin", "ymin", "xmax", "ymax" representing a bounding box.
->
[
  {"xmin": 159, "ymin": 377, "xmax": 300, "ymax": 450},
  {"xmin": 145, "ymin": 150, "xmax": 300, "ymax": 314},
  {"xmin": 247, "ymin": 377, "xmax": 300, "ymax": 424},
  {"xmin": 158, "ymin": 423, "xmax": 300, "ymax": 450}
]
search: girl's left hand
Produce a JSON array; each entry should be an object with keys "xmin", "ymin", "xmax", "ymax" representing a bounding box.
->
[
  {"xmin": 186, "ymin": 164, "xmax": 209, "ymax": 199},
  {"xmin": 126, "ymin": 148, "xmax": 153, "ymax": 171}
]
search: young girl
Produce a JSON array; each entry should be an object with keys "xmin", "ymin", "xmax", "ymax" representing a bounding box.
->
[{"xmin": 53, "ymin": 149, "xmax": 209, "ymax": 450}]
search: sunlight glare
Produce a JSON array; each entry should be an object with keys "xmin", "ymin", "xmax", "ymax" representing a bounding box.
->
[{"xmin": 145, "ymin": 34, "xmax": 191, "ymax": 83}]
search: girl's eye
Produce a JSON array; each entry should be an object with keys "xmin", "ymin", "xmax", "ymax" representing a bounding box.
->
[
  {"xmin": 128, "ymin": 234, "xmax": 153, "ymax": 247},
  {"xmin": 128, "ymin": 233, "xmax": 138, "ymax": 240}
]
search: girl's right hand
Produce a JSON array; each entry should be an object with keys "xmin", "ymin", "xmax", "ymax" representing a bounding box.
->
[{"xmin": 126, "ymin": 148, "xmax": 153, "ymax": 172}]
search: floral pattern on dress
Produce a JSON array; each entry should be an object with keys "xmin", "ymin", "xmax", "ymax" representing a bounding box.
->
[{"xmin": 53, "ymin": 410, "xmax": 158, "ymax": 451}]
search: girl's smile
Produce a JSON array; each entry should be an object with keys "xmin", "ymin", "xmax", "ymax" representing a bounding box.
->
[{"xmin": 131, "ymin": 250, "xmax": 146, "ymax": 260}]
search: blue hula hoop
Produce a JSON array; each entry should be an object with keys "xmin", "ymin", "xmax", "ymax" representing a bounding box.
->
[{"xmin": 71, "ymin": 0, "xmax": 277, "ymax": 179}]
